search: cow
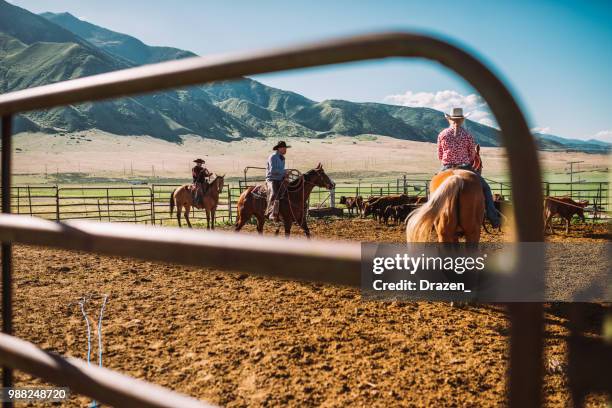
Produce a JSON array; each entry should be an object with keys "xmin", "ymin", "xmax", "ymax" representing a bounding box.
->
[
  {"xmin": 339, "ymin": 195, "xmax": 364, "ymax": 216},
  {"xmin": 364, "ymin": 194, "xmax": 425, "ymax": 221},
  {"xmin": 382, "ymin": 205, "xmax": 395, "ymax": 225},
  {"xmin": 382, "ymin": 203, "xmax": 417, "ymax": 225},
  {"xmin": 543, "ymin": 196, "xmax": 588, "ymax": 234},
  {"xmin": 483, "ymin": 194, "xmax": 506, "ymax": 233},
  {"xmin": 393, "ymin": 203, "xmax": 416, "ymax": 225},
  {"xmin": 363, "ymin": 194, "xmax": 411, "ymax": 221}
]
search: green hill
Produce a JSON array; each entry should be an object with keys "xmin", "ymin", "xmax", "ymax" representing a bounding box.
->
[
  {"xmin": 0, "ymin": 1, "xmax": 261, "ymax": 141},
  {"xmin": 40, "ymin": 12, "xmax": 195, "ymax": 65}
]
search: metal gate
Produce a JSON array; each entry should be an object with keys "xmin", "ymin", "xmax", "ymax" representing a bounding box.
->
[{"xmin": 0, "ymin": 31, "xmax": 608, "ymax": 407}]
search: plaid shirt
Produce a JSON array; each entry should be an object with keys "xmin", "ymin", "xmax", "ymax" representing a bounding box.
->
[{"xmin": 437, "ymin": 126, "xmax": 476, "ymax": 166}]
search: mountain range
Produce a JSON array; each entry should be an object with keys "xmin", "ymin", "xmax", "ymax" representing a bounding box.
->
[{"xmin": 0, "ymin": 0, "xmax": 609, "ymax": 152}]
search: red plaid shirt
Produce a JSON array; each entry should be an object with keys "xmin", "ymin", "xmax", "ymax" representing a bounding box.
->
[{"xmin": 437, "ymin": 126, "xmax": 476, "ymax": 166}]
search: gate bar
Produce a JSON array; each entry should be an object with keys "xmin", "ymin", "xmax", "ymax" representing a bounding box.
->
[
  {"xmin": 0, "ymin": 214, "xmax": 361, "ymax": 286},
  {"xmin": 0, "ymin": 32, "xmax": 545, "ymax": 407},
  {"xmin": 0, "ymin": 333, "xmax": 214, "ymax": 408},
  {"xmin": 1, "ymin": 114, "xmax": 13, "ymax": 407}
]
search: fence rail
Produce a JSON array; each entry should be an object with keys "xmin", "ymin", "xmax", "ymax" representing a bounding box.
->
[
  {"xmin": 0, "ymin": 333, "xmax": 214, "ymax": 408},
  {"xmin": 5, "ymin": 179, "xmax": 610, "ymax": 225}
]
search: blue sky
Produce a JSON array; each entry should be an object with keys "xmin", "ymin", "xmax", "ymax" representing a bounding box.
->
[{"xmin": 9, "ymin": 0, "xmax": 612, "ymax": 141}]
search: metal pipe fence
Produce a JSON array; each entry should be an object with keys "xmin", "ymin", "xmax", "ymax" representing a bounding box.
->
[
  {"xmin": 2, "ymin": 29, "xmax": 606, "ymax": 408},
  {"xmin": 5, "ymin": 179, "xmax": 609, "ymax": 225}
]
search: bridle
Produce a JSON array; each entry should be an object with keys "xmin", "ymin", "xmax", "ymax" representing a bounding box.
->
[{"xmin": 281, "ymin": 169, "xmax": 333, "ymax": 225}]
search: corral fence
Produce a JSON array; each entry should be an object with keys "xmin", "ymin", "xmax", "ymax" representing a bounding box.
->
[
  {"xmin": 8, "ymin": 179, "xmax": 609, "ymax": 225},
  {"xmin": 0, "ymin": 31, "xmax": 608, "ymax": 408}
]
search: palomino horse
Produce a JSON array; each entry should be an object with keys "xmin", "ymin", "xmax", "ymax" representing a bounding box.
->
[
  {"xmin": 170, "ymin": 175, "xmax": 225, "ymax": 229},
  {"xmin": 406, "ymin": 169, "xmax": 484, "ymax": 243},
  {"xmin": 234, "ymin": 164, "xmax": 335, "ymax": 237}
]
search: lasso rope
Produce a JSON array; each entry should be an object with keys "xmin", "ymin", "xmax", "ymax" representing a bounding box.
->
[{"xmin": 79, "ymin": 294, "xmax": 108, "ymax": 408}]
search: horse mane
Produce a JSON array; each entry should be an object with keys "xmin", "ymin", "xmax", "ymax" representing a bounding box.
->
[
  {"xmin": 289, "ymin": 169, "xmax": 316, "ymax": 187},
  {"xmin": 211, "ymin": 174, "xmax": 224, "ymax": 184}
]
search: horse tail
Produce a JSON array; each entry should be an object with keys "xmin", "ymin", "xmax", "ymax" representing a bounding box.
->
[
  {"xmin": 169, "ymin": 188, "xmax": 176, "ymax": 217},
  {"xmin": 235, "ymin": 186, "xmax": 255, "ymax": 226},
  {"xmin": 406, "ymin": 175, "xmax": 464, "ymax": 242}
]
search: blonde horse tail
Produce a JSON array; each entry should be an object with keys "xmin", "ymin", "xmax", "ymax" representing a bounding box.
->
[
  {"xmin": 169, "ymin": 188, "xmax": 176, "ymax": 217},
  {"xmin": 406, "ymin": 175, "xmax": 464, "ymax": 242}
]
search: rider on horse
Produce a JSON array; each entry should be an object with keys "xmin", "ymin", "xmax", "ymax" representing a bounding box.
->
[
  {"xmin": 265, "ymin": 141, "xmax": 290, "ymax": 221},
  {"xmin": 192, "ymin": 158, "xmax": 211, "ymax": 206},
  {"xmin": 437, "ymin": 108, "xmax": 500, "ymax": 228}
]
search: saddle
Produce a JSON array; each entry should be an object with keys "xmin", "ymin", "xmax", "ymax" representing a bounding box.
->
[
  {"xmin": 189, "ymin": 181, "xmax": 210, "ymax": 207},
  {"xmin": 251, "ymin": 182, "xmax": 287, "ymax": 200}
]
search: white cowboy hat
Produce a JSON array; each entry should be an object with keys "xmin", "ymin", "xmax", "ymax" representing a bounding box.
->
[{"xmin": 444, "ymin": 107, "xmax": 469, "ymax": 120}]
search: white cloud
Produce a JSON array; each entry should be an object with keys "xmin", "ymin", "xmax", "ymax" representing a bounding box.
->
[
  {"xmin": 593, "ymin": 130, "xmax": 612, "ymax": 143},
  {"xmin": 384, "ymin": 90, "xmax": 497, "ymax": 127},
  {"xmin": 531, "ymin": 126, "xmax": 552, "ymax": 134}
]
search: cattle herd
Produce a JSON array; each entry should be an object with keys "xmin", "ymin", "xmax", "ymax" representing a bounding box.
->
[
  {"xmin": 339, "ymin": 192, "xmax": 593, "ymax": 234},
  {"xmin": 340, "ymin": 193, "xmax": 426, "ymax": 226}
]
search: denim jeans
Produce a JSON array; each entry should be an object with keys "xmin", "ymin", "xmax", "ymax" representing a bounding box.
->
[{"xmin": 440, "ymin": 164, "xmax": 500, "ymax": 227}]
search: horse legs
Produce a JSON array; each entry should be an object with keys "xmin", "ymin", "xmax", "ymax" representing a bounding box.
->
[
  {"xmin": 176, "ymin": 204, "xmax": 182, "ymax": 228},
  {"xmin": 565, "ymin": 217, "xmax": 571, "ymax": 234},
  {"xmin": 235, "ymin": 217, "xmax": 247, "ymax": 231},
  {"xmin": 255, "ymin": 214, "xmax": 265, "ymax": 234},
  {"xmin": 205, "ymin": 209, "xmax": 211, "ymax": 230},
  {"xmin": 184, "ymin": 206, "xmax": 193, "ymax": 228},
  {"xmin": 211, "ymin": 208, "xmax": 216, "ymax": 230},
  {"xmin": 545, "ymin": 214, "xmax": 555, "ymax": 234},
  {"xmin": 285, "ymin": 220, "xmax": 293, "ymax": 238},
  {"xmin": 464, "ymin": 228, "xmax": 481, "ymax": 243},
  {"xmin": 299, "ymin": 220, "xmax": 311, "ymax": 239}
]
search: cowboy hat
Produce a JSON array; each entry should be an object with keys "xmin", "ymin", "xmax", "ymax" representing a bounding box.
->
[
  {"xmin": 193, "ymin": 158, "xmax": 205, "ymax": 163},
  {"xmin": 444, "ymin": 107, "xmax": 467, "ymax": 120},
  {"xmin": 272, "ymin": 141, "xmax": 291, "ymax": 150}
]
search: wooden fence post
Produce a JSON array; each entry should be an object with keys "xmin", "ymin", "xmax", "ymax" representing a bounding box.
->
[
  {"xmin": 150, "ymin": 186, "xmax": 156, "ymax": 226},
  {"xmin": 227, "ymin": 186, "xmax": 232, "ymax": 224},
  {"xmin": 131, "ymin": 187, "xmax": 137, "ymax": 223},
  {"xmin": 55, "ymin": 186, "xmax": 60, "ymax": 222},
  {"xmin": 16, "ymin": 187, "xmax": 19, "ymax": 215},
  {"xmin": 106, "ymin": 188, "xmax": 110, "ymax": 221},
  {"xmin": 27, "ymin": 185, "xmax": 32, "ymax": 216}
]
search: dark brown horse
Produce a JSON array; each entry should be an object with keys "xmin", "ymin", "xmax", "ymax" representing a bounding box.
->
[{"xmin": 234, "ymin": 164, "xmax": 335, "ymax": 237}]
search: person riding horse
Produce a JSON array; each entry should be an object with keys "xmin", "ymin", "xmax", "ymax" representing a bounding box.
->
[
  {"xmin": 265, "ymin": 141, "xmax": 290, "ymax": 221},
  {"xmin": 437, "ymin": 108, "xmax": 500, "ymax": 228},
  {"xmin": 192, "ymin": 158, "xmax": 211, "ymax": 205}
]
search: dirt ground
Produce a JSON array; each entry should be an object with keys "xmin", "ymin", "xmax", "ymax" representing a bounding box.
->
[{"xmin": 9, "ymin": 218, "xmax": 611, "ymax": 407}]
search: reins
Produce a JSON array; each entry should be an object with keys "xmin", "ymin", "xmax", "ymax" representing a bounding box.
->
[{"xmin": 280, "ymin": 172, "xmax": 320, "ymax": 225}]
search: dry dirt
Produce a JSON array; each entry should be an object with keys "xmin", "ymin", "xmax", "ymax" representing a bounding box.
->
[{"xmin": 9, "ymin": 218, "xmax": 611, "ymax": 407}]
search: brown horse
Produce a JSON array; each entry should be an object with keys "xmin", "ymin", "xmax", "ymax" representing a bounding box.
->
[
  {"xmin": 406, "ymin": 169, "xmax": 484, "ymax": 242},
  {"xmin": 234, "ymin": 164, "xmax": 335, "ymax": 237},
  {"xmin": 170, "ymin": 175, "xmax": 225, "ymax": 229}
]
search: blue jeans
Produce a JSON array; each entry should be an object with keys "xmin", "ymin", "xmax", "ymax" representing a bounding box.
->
[{"xmin": 440, "ymin": 164, "xmax": 500, "ymax": 228}]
